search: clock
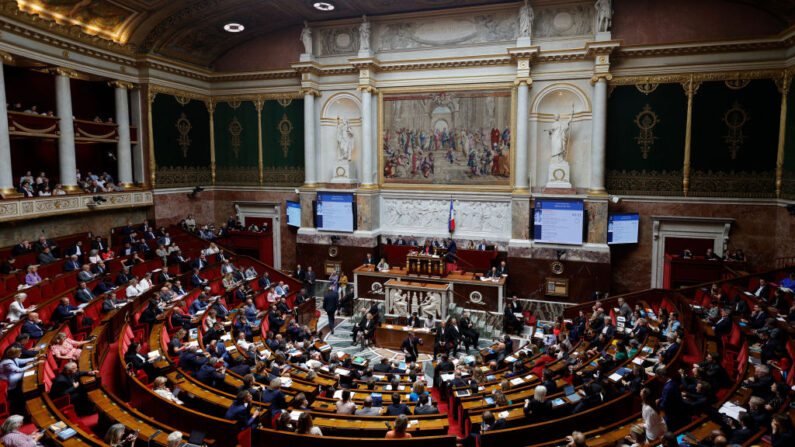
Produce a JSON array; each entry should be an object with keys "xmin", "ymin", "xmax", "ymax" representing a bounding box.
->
[
  {"xmin": 328, "ymin": 246, "xmax": 339, "ymax": 258},
  {"xmin": 550, "ymin": 261, "xmax": 565, "ymax": 275}
]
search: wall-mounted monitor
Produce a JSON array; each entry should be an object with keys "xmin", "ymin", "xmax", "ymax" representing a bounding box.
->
[
  {"xmin": 316, "ymin": 192, "xmax": 355, "ymax": 233},
  {"xmin": 608, "ymin": 213, "xmax": 639, "ymax": 244},
  {"xmin": 533, "ymin": 199, "xmax": 584, "ymax": 245},
  {"xmin": 286, "ymin": 201, "xmax": 301, "ymax": 227}
]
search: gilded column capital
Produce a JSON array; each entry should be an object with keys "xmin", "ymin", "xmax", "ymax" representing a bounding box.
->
[
  {"xmin": 299, "ymin": 87, "xmax": 321, "ymax": 97},
  {"xmin": 775, "ymin": 72, "xmax": 791, "ymax": 95},
  {"xmin": 204, "ymin": 100, "xmax": 215, "ymax": 114},
  {"xmin": 47, "ymin": 67, "xmax": 79, "ymax": 79},
  {"xmin": 108, "ymin": 80, "xmax": 134, "ymax": 90},
  {"xmin": 254, "ymin": 98, "xmax": 264, "ymax": 112},
  {"xmin": 0, "ymin": 51, "xmax": 13, "ymax": 63},
  {"xmin": 514, "ymin": 77, "xmax": 532, "ymax": 87},
  {"xmin": 590, "ymin": 73, "xmax": 612, "ymax": 85},
  {"xmin": 357, "ymin": 85, "xmax": 377, "ymax": 94},
  {"xmin": 681, "ymin": 75, "xmax": 701, "ymax": 97}
]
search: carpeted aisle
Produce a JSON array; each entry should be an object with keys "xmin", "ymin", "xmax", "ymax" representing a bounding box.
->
[{"xmin": 431, "ymin": 388, "xmax": 461, "ymax": 437}]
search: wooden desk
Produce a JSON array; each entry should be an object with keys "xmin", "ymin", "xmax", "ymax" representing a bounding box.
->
[
  {"xmin": 406, "ymin": 253, "xmax": 445, "ymax": 276},
  {"xmin": 375, "ymin": 324, "xmax": 435, "ymax": 353},
  {"xmin": 354, "ymin": 265, "xmax": 505, "ymax": 312}
]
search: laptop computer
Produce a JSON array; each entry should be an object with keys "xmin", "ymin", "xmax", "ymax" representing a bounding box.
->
[{"xmin": 564, "ymin": 385, "xmax": 581, "ymax": 402}]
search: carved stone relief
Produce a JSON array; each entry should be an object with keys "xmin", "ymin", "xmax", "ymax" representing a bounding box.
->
[
  {"xmin": 381, "ymin": 198, "xmax": 510, "ymax": 238},
  {"xmin": 376, "ymin": 13, "xmax": 516, "ymax": 51}
]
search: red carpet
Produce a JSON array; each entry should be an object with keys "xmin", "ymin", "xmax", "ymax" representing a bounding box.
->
[{"xmin": 431, "ymin": 387, "xmax": 461, "ymax": 437}]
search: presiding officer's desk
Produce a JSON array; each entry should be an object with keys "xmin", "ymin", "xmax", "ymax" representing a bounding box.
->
[
  {"xmin": 353, "ymin": 265, "xmax": 506, "ymax": 312},
  {"xmin": 375, "ymin": 324, "xmax": 435, "ymax": 353}
]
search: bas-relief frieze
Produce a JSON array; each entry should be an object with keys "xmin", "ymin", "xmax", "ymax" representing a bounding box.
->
[
  {"xmin": 381, "ymin": 198, "xmax": 511, "ymax": 239},
  {"xmin": 533, "ymin": 4, "xmax": 593, "ymax": 39},
  {"xmin": 376, "ymin": 13, "xmax": 516, "ymax": 51},
  {"xmin": 0, "ymin": 191, "xmax": 153, "ymax": 223}
]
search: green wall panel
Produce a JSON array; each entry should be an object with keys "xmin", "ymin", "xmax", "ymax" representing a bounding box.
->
[
  {"xmin": 152, "ymin": 94, "xmax": 212, "ymax": 187},
  {"xmin": 606, "ymin": 83, "xmax": 686, "ymax": 195},
  {"xmin": 689, "ymin": 80, "xmax": 778, "ymax": 197},
  {"xmin": 260, "ymin": 99, "xmax": 304, "ymax": 169},
  {"xmin": 783, "ymin": 86, "xmax": 795, "ymax": 199},
  {"xmin": 214, "ymin": 101, "xmax": 258, "ymax": 168}
]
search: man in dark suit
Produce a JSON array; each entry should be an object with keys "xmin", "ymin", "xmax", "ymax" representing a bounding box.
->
[
  {"xmin": 504, "ymin": 296, "xmax": 522, "ymax": 334},
  {"xmin": 459, "ymin": 311, "xmax": 479, "ymax": 351},
  {"xmin": 658, "ymin": 367, "xmax": 687, "ymax": 430},
  {"xmin": 91, "ymin": 261, "xmax": 106, "ymax": 277},
  {"xmin": 407, "ymin": 312, "xmax": 422, "ymax": 328},
  {"xmin": 21, "ymin": 312, "xmax": 45, "ymax": 340},
  {"xmin": 444, "ymin": 238, "xmax": 457, "ymax": 263},
  {"xmin": 63, "ymin": 255, "xmax": 81, "ymax": 272},
  {"xmin": 52, "ymin": 297, "xmax": 83, "ymax": 325},
  {"xmin": 752, "ymin": 279, "xmax": 770, "ymax": 301},
  {"xmin": 74, "ymin": 282, "xmax": 94, "ymax": 303},
  {"xmin": 64, "ymin": 241, "xmax": 84, "ymax": 263},
  {"xmin": 496, "ymin": 261, "xmax": 508, "ymax": 276},
  {"xmin": 33, "ymin": 236, "xmax": 58, "ymax": 255},
  {"xmin": 294, "ymin": 264, "xmax": 306, "ymax": 282},
  {"xmin": 363, "ymin": 253, "xmax": 375, "ymax": 266},
  {"xmin": 90, "ymin": 236, "xmax": 106, "ymax": 252},
  {"xmin": 156, "ymin": 232, "xmax": 172, "ymax": 247},
  {"xmin": 190, "ymin": 268, "xmax": 208, "ymax": 288},
  {"xmin": 196, "ymin": 357, "xmax": 226, "ymax": 387},
  {"xmin": 385, "ymin": 392, "xmax": 411, "ymax": 416},
  {"xmin": 373, "ymin": 358, "xmax": 391, "ymax": 373},
  {"xmin": 400, "ymin": 331, "xmax": 422, "ymax": 363},
  {"xmin": 744, "ymin": 304, "xmax": 767, "ymax": 329},
  {"xmin": 191, "ymin": 254, "xmax": 208, "ymax": 271},
  {"xmin": 323, "ymin": 289, "xmax": 338, "ymax": 334},
  {"xmin": 11, "ymin": 240, "xmax": 31, "ymax": 256},
  {"xmin": 225, "ymin": 390, "xmax": 261, "ymax": 431},
  {"xmin": 304, "ymin": 266, "xmax": 316, "ymax": 296},
  {"xmin": 446, "ymin": 318, "xmax": 462, "ymax": 355},
  {"xmin": 433, "ymin": 320, "xmax": 450, "ymax": 356},
  {"xmin": 49, "ymin": 362, "xmax": 98, "ymax": 414},
  {"xmin": 101, "ymin": 294, "xmax": 126, "ymax": 313},
  {"xmin": 115, "ymin": 267, "xmax": 131, "ymax": 286},
  {"xmin": 356, "ymin": 313, "xmax": 376, "ymax": 347},
  {"xmin": 414, "ymin": 394, "xmax": 438, "ymax": 415},
  {"xmin": 157, "ymin": 266, "xmax": 173, "ymax": 283},
  {"xmin": 37, "ymin": 247, "xmax": 57, "ymax": 264},
  {"xmin": 712, "ymin": 309, "xmax": 733, "ymax": 337}
]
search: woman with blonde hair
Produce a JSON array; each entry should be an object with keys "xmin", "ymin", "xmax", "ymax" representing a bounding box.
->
[
  {"xmin": 153, "ymin": 376, "xmax": 184, "ymax": 404},
  {"xmin": 7, "ymin": 293, "xmax": 34, "ymax": 322},
  {"xmin": 104, "ymin": 423, "xmax": 138, "ymax": 446},
  {"xmin": 50, "ymin": 331, "xmax": 91, "ymax": 361},
  {"xmin": 24, "ymin": 265, "xmax": 41, "ymax": 286},
  {"xmin": 1, "ymin": 414, "xmax": 44, "ymax": 446}
]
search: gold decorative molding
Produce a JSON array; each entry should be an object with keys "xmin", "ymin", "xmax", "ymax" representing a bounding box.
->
[
  {"xmin": 775, "ymin": 71, "xmax": 790, "ymax": 198},
  {"xmin": 149, "ymin": 84, "xmax": 209, "ymax": 102},
  {"xmin": 689, "ymin": 170, "xmax": 776, "ymax": 198},
  {"xmin": 155, "ymin": 166, "xmax": 211, "ymax": 188},
  {"xmin": 611, "ymin": 69, "xmax": 785, "ymax": 86},
  {"xmin": 514, "ymin": 77, "xmax": 532, "ymax": 87},
  {"xmin": 299, "ymin": 87, "xmax": 321, "ymax": 97},
  {"xmin": 356, "ymin": 85, "xmax": 378, "ymax": 94},
  {"xmin": 0, "ymin": 51, "xmax": 13, "ymax": 63},
  {"xmin": 0, "ymin": 190, "xmax": 153, "ymax": 223},
  {"xmin": 215, "ymin": 167, "xmax": 259, "ymax": 185},
  {"xmin": 590, "ymin": 73, "xmax": 613, "ymax": 85},
  {"xmin": 606, "ymin": 170, "xmax": 683, "ymax": 196},
  {"xmin": 634, "ymin": 104, "xmax": 659, "ymax": 159},
  {"xmin": 108, "ymin": 80, "xmax": 134, "ymax": 90},
  {"xmin": 46, "ymin": 67, "xmax": 79, "ymax": 79}
]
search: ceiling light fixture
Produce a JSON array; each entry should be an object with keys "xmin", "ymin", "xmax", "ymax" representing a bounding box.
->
[
  {"xmin": 313, "ymin": 1, "xmax": 335, "ymax": 11},
  {"xmin": 223, "ymin": 23, "xmax": 245, "ymax": 33}
]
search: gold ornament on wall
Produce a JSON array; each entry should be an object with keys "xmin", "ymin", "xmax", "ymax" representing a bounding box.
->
[
  {"xmin": 175, "ymin": 113, "xmax": 192, "ymax": 158},
  {"xmin": 228, "ymin": 100, "xmax": 242, "ymax": 110},
  {"xmin": 278, "ymin": 113, "xmax": 293, "ymax": 158},
  {"xmin": 228, "ymin": 116, "xmax": 243, "ymax": 159},
  {"xmin": 724, "ymin": 79, "xmax": 750, "ymax": 90},
  {"xmin": 277, "ymin": 98, "xmax": 293, "ymax": 108},
  {"xmin": 634, "ymin": 104, "xmax": 660, "ymax": 159},
  {"xmin": 175, "ymin": 96, "xmax": 191, "ymax": 106},
  {"xmin": 722, "ymin": 101, "xmax": 749, "ymax": 159},
  {"xmin": 635, "ymin": 83, "xmax": 659, "ymax": 95}
]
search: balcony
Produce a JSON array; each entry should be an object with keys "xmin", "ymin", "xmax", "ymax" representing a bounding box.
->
[{"xmin": 0, "ymin": 190, "xmax": 153, "ymax": 223}]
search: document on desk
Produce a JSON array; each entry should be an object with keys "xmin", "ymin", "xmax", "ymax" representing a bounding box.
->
[
  {"xmin": 719, "ymin": 402, "xmax": 744, "ymax": 421},
  {"xmin": 510, "ymin": 377, "xmax": 524, "ymax": 386}
]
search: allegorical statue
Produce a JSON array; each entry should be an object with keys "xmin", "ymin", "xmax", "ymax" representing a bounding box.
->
[
  {"xmin": 595, "ymin": 0, "xmax": 613, "ymax": 33},
  {"xmin": 300, "ymin": 21, "xmax": 312, "ymax": 55},
  {"xmin": 518, "ymin": 0, "xmax": 533, "ymax": 39},
  {"xmin": 359, "ymin": 15, "xmax": 371, "ymax": 52},
  {"xmin": 546, "ymin": 104, "xmax": 574, "ymax": 163},
  {"xmin": 336, "ymin": 117, "xmax": 354, "ymax": 161}
]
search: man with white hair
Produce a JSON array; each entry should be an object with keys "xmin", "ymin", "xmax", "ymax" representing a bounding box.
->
[{"xmin": 167, "ymin": 431, "xmax": 183, "ymax": 447}]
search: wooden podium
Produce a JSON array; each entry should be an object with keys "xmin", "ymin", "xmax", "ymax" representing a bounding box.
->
[{"xmin": 406, "ymin": 253, "xmax": 445, "ymax": 276}]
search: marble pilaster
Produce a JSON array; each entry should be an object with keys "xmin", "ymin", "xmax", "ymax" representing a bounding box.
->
[
  {"xmin": 113, "ymin": 82, "xmax": 133, "ymax": 186},
  {"xmin": 54, "ymin": 70, "xmax": 77, "ymax": 189},
  {"xmin": 590, "ymin": 78, "xmax": 607, "ymax": 195},
  {"xmin": 0, "ymin": 56, "xmax": 14, "ymax": 195}
]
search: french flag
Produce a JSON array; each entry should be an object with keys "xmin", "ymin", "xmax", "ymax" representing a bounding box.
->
[{"xmin": 448, "ymin": 200, "xmax": 455, "ymax": 233}]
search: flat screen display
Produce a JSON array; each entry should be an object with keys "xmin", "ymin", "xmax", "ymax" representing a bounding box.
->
[
  {"xmin": 608, "ymin": 213, "xmax": 639, "ymax": 244},
  {"xmin": 286, "ymin": 201, "xmax": 301, "ymax": 227},
  {"xmin": 533, "ymin": 199, "xmax": 584, "ymax": 245},
  {"xmin": 316, "ymin": 192, "xmax": 354, "ymax": 232}
]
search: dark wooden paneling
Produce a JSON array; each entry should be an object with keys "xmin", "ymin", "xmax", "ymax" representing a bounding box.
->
[{"xmin": 505, "ymin": 257, "xmax": 610, "ymax": 303}]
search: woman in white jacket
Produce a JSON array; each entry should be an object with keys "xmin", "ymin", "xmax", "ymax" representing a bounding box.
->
[{"xmin": 7, "ymin": 293, "xmax": 33, "ymax": 322}]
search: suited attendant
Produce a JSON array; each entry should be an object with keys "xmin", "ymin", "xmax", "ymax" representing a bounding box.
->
[
  {"xmin": 323, "ymin": 290, "xmax": 338, "ymax": 334},
  {"xmin": 304, "ymin": 266, "xmax": 316, "ymax": 296},
  {"xmin": 446, "ymin": 318, "xmax": 462, "ymax": 355},
  {"xmin": 433, "ymin": 320, "xmax": 450, "ymax": 356},
  {"xmin": 294, "ymin": 264, "xmax": 306, "ymax": 282},
  {"xmin": 363, "ymin": 253, "xmax": 375, "ymax": 266},
  {"xmin": 400, "ymin": 331, "xmax": 422, "ymax": 363}
]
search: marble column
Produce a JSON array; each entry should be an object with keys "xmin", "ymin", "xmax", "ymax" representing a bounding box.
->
[
  {"xmin": 0, "ymin": 56, "xmax": 14, "ymax": 195},
  {"xmin": 113, "ymin": 82, "xmax": 133, "ymax": 187},
  {"xmin": 589, "ymin": 78, "xmax": 608, "ymax": 195},
  {"xmin": 55, "ymin": 70, "xmax": 77, "ymax": 189},
  {"xmin": 360, "ymin": 88, "xmax": 374, "ymax": 186},
  {"xmin": 129, "ymin": 88, "xmax": 145, "ymax": 185},
  {"xmin": 515, "ymin": 81, "xmax": 530, "ymax": 191},
  {"xmin": 303, "ymin": 90, "xmax": 317, "ymax": 185}
]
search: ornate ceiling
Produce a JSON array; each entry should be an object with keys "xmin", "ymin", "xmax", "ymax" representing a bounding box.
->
[
  {"xmin": 4, "ymin": 0, "xmax": 518, "ymax": 67},
  {"xmin": 2, "ymin": 0, "xmax": 794, "ymax": 69}
]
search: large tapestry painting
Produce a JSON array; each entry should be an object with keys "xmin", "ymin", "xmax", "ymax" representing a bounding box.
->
[{"xmin": 382, "ymin": 89, "xmax": 511, "ymax": 186}]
